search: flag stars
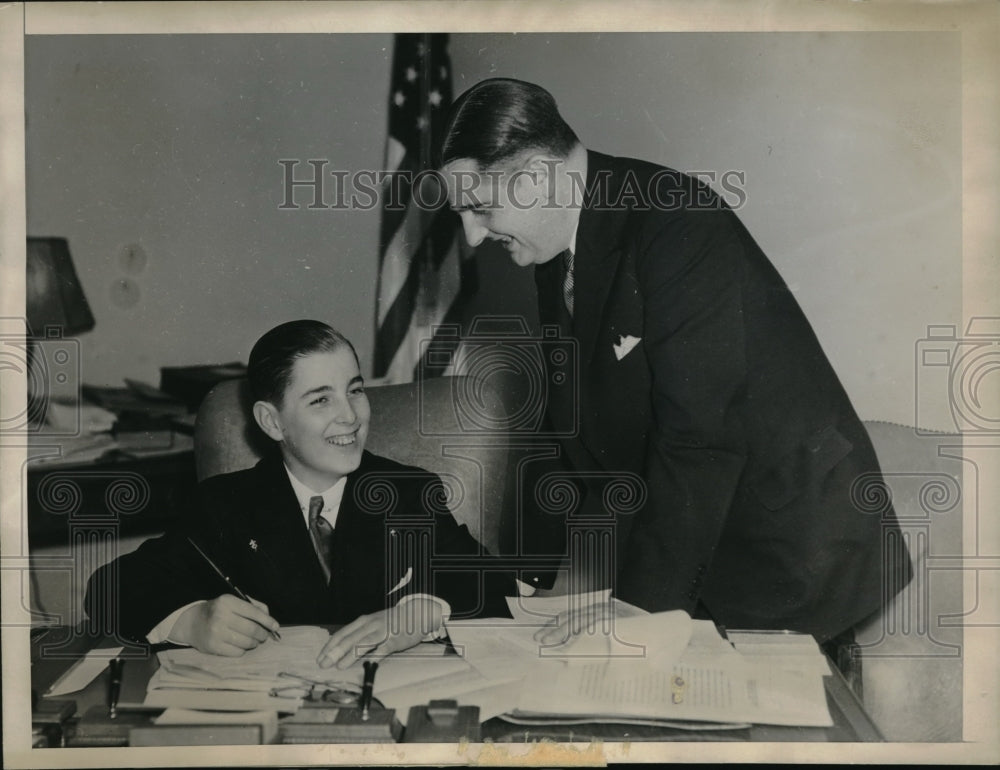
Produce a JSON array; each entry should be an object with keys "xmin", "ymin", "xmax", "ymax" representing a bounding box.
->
[
  {"xmin": 429, "ymin": 90, "xmax": 442, "ymax": 107},
  {"xmin": 439, "ymin": 65, "xmax": 448, "ymax": 79},
  {"xmin": 405, "ymin": 66, "xmax": 418, "ymax": 82},
  {"xmin": 394, "ymin": 90, "xmax": 406, "ymax": 107},
  {"xmin": 416, "ymin": 115, "xmax": 429, "ymax": 131}
]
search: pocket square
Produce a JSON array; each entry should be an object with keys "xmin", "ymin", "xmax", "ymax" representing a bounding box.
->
[
  {"xmin": 386, "ymin": 566, "xmax": 413, "ymax": 596},
  {"xmin": 613, "ymin": 335, "xmax": 641, "ymax": 361}
]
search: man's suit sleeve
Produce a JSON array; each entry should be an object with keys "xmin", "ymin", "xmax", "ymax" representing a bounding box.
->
[{"xmin": 616, "ymin": 208, "xmax": 750, "ymax": 614}]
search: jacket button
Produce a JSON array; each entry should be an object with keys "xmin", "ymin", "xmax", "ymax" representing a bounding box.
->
[{"xmin": 687, "ymin": 591, "xmax": 697, "ymax": 601}]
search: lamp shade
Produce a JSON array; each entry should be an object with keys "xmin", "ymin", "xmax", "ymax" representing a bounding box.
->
[{"xmin": 26, "ymin": 237, "xmax": 95, "ymax": 337}]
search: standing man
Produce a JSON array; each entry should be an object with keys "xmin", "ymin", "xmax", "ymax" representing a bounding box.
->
[{"xmin": 439, "ymin": 78, "xmax": 911, "ymax": 644}]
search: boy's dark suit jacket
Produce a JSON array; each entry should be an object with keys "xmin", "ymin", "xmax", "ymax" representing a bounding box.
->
[
  {"xmin": 86, "ymin": 451, "xmax": 513, "ymax": 643},
  {"xmin": 529, "ymin": 150, "xmax": 912, "ymax": 641}
]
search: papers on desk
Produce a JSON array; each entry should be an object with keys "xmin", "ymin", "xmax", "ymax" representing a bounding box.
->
[
  {"xmin": 140, "ymin": 609, "xmax": 833, "ymax": 730},
  {"xmin": 148, "ymin": 626, "xmax": 485, "ymax": 716},
  {"xmin": 442, "ymin": 605, "xmax": 695, "ymax": 722},
  {"xmin": 727, "ymin": 628, "xmax": 832, "ymax": 677},
  {"xmin": 44, "ymin": 645, "xmax": 124, "ymax": 697},
  {"xmin": 445, "ymin": 596, "xmax": 834, "ymax": 729},
  {"xmin": 513, "ymin": 655, "xmax": 831, "ymax": 728}
]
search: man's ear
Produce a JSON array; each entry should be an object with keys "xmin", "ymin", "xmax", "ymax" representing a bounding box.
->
[
  {"xmin": 517, "ymin": 153, "xmax": 558, "ymax": 203},
  {"xmin": 253, "ymin": 400, "xmax": 285, "ymax": 442}
]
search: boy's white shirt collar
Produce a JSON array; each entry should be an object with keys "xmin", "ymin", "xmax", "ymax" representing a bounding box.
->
[{"xmin": 284, "ymin": 465, "xmax": 347, "ymax": 529}]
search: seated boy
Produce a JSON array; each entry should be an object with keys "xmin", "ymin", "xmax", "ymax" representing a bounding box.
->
[{"xmin": 84, "ymin": 320, "xmax": 514, "ymax": 667}]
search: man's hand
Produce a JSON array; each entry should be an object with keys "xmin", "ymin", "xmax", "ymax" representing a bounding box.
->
[
  {"xmin": 533, "ymin": 600, "xmax": 614, "ymax": 646},
  {"xmin": 169, "ymin": 594, "xmax": 280, "ymax": 656},
  {"xmin": 316, "ymin": 597, "xmax": 443, "ymax": 669}
]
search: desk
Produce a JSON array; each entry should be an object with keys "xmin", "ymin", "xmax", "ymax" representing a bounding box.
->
[{"xmin": 29, "ymin": 626, "xmax": 884, "ymax": 745}]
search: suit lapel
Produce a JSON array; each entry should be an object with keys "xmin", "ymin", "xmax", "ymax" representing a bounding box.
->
[
  {"xmin": 574, "ymin": 151, "xmax": 631, "ymax": 369},
  {"xmin": 534, "ymin": 152, "xmax": 638, "ymax": 475},
  {"xmin": 332, "ymin": 453, "xmax": 391, "ymax": 614},
  {"xmin": 247, "ymin": 456, "xmax": 331, "ymax": 592}
]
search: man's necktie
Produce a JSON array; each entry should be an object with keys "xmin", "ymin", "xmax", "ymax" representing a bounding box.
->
[
  {"xmin": 562, "ymin": 249, "xmax": 575, "ymax": 317},
  {"xmin": 307, "ymin": 495, "xmax": 334, "ymax": 584}
]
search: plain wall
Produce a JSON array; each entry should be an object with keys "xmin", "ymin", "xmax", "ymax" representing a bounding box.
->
[
  {"xmin": 26, "ymin": 34, "xmax": 393, "ymax": 385},
  {"xmin": 26, "ymin": 32, "xmax": 961, "ymax": 428}
]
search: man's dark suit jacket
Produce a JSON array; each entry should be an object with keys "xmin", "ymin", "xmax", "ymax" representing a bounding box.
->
[
  {"xmin": 530, "ymin": 150, "xmax": 912, "ymax": 641},
  {"xmin": 85, "ymin": 450, "xmax": 513, "ymax": 643}
]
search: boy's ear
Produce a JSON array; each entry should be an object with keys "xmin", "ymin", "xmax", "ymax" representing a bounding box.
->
[{"xmin": 253, "ymin": 400, "xmax": 284, "ymax": 442}]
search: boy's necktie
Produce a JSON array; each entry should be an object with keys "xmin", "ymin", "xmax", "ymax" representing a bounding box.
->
[{"xmin": 307, "ymin": 495, "xmax": 334, "ymax": 584}]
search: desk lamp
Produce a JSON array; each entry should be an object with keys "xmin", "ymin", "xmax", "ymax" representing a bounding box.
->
[{"xmin": 25, "ymin": 237, "xmax": 95, "ymax": 428}]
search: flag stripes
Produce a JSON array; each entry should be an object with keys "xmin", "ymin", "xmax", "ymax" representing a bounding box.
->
[{"xmin": 373, "ymin": 33, "xmax": 472, "ymax": 383}]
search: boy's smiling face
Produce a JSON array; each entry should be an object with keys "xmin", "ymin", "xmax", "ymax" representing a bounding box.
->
[{"xmin": 256, "ymin": 345, "xmax": 370, "ymax": 492}]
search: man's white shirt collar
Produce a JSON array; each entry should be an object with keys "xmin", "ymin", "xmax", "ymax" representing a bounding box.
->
[{"xmin": 284, "ymin": 466, "xmax": 347, "ymax": 529}]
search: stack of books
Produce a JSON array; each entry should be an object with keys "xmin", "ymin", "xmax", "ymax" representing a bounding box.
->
[{"xmin": 82, "ymin": 380, "xmax": 187, "ymax": 449}]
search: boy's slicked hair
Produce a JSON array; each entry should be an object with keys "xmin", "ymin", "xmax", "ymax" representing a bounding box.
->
[
  {"xmin": 440, "ymin": 78, "xmax": 579, "ymax": 168},
  {"xmin": 248, "ymin": 320, "xmax": 358, "ymax": 406}
]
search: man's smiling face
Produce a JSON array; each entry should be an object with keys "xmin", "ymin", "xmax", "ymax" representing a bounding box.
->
[{"xmin": 443, "ymin": 157, "xmax": 567, "ymax": 267}]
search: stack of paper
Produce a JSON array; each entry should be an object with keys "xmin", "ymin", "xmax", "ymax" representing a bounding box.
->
[
  {"xmin": 444, "ymin": 596, "xmax": 833, "ymax": 729},
  {"xmin": 727, "ymin": 629, "xmax": 832, "ymax": 676},
  {"xmin": 512, "ymin": 655, "xmax": 831, "ymax": 727},
  {"xmin": 148, "ymin": 626, "xmax": 492, "ymax": 718},
  {"xmin": 443, "ymin": 595, "xmax": 697, "ymax": 723},
  {"xmin": 141, "ymin": 611, "xmax": 834, "ymax": 730}
]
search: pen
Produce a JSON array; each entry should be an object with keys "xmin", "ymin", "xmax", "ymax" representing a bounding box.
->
[
  {"xmin": 187, "ymin": 537, "xmax": 281, "ymax": 641},
  {"xmin": 107, "ymin": 658, "xmax": 124, "ymax": 719},
  {"xmin": 360, "ymin": 660, "xmax": 378, "ymax": 721}
]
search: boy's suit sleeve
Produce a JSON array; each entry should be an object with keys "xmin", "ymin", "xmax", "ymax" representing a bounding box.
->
[
  {"xmin": 83, "ymin": 475, "xmax": 231, "ymax": 644},
  {"xmin": 394, "ymin": 471, "xmax": 516, "ymax": 620}
]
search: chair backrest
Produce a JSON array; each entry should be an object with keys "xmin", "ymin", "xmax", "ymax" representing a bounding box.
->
[
  {"xmin": 194, "ymin": 376, "xmax": 516, "ymax": 553},
  {"xmin": 854, "ymin": 420, "xmax": 963, "ymax": 742}
]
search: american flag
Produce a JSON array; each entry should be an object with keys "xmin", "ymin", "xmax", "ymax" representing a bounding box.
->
[{"xmin": 373, "ymin": 33, "xmax": 474, "ymax": 383}]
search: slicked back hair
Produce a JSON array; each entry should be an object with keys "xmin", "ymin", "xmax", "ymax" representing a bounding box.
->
[
  {"xmin": 440, "ymin": 78, "xmax": 579, "ymax": 169},
  {"xmin": 248, "ymin": 320, "xmax": 359, "ymax": 407}
]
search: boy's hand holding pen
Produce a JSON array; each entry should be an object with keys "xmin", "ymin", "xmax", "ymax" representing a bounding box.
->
[
  {"xmin": 164, "ymin": 538, "xmax": 282, "ymax": 656},
  {"xmin": 170, "ymin": 595, "xmax": 281, "ymax": 657}
]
